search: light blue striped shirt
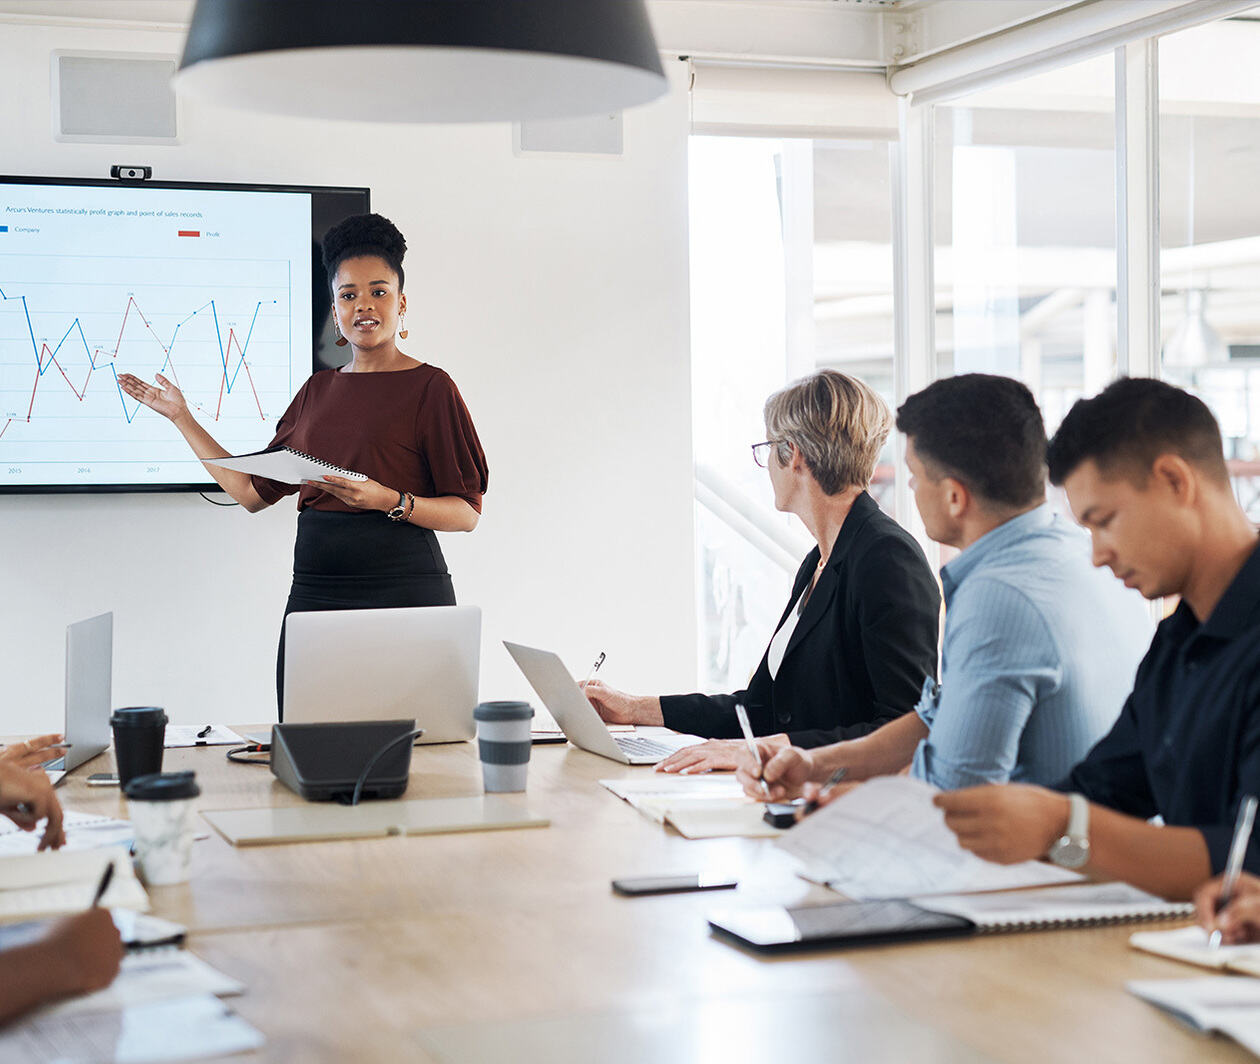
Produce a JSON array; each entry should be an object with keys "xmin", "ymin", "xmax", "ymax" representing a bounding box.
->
[{"xmin": 910, "ymin": 504, "xmax": 1151, "ymax": 790}]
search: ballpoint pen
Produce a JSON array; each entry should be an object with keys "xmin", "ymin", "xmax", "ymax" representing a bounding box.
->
[
  {"xmin": 91, "ymin": 861, "xmax": 115, "ymax": 908},
  {"xmin": 581, "ymin": 651, "xmax": 606, "ymax": 688},
  {"xmin": 802, "ymin": 766, "xmax": 849, "ymax": 815},
  {"xmin": 734, "ymin": 702, "xmax": 770, "ymax": 799},
  {"xmin": 1210, "ymin": 794, "xmax": 1258, "ymax": 949}
]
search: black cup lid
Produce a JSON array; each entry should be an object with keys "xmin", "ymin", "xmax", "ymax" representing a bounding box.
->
[
  {"xmin": 473, "ymin": 701, "xmax": 534, "ymax": 722},
  {"xmin": 124, "ymin": 770, "xmax": 199, "ymax": 801},
  {"xmin": 110, "ymin": 707, "xmax": 168, "ymax": 727}
]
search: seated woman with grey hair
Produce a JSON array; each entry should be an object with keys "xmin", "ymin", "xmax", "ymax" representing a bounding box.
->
[{"xmin": 585, "ymin": 370, "xmax": 941, "ymax": 773}]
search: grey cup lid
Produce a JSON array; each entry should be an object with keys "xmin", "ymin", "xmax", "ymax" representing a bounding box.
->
[
  {"xmin": 473, "ymin": 701, "xmax": 534, "ymax": 722},
  {"xmin": 110, "ymin": 706, "xmax": 168, "ymax": 727},
  {"xmin": 125, "ymin": 770, "xmax": 199, "ymax": 801}
]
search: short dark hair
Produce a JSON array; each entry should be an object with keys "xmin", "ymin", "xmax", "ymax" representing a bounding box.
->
[
  {"xmin": 896, "ymin": 374, "xmax": 1047, "ymax": 508},
  {"xmin": 1046, "ymin": 377, "xmax": 1228, "ymax": 487},
  {"xmin": 321, "ymin": 213, "xmax": 407, "ymax": 291}
]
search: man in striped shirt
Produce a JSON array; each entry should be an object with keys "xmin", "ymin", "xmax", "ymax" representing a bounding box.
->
[{"xmin": 739, "ymin": 374, "xmax": 1149, "ymax": 797}]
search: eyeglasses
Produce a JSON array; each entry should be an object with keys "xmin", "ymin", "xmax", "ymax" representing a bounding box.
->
[{"xmin": 751, "ymin": 441, "xmax": 775, "ymax": 468}]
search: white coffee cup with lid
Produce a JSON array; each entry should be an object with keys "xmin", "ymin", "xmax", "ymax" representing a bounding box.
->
[{"xmin": 124, "ymin": 770, "xmax": 200, "ymax": 886}]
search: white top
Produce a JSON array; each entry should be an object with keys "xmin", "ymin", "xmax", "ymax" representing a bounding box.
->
[{"xmin": 767, "ymin": 580, "xmax": 811, "ymax": 680}]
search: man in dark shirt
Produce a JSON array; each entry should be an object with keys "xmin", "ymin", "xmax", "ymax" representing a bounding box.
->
[{"xmin": 935, "ymin": 378, "xmax": 1260, "ymax": 900}]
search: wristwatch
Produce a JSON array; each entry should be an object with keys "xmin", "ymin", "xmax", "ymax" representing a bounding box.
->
[
  {"xmin": 387, "ymin": 491, "xmax": 407, "ymax": 522},
  {"xmin": 1048, "ymin": 793, "xmax": 1091, "ymax": 869}
]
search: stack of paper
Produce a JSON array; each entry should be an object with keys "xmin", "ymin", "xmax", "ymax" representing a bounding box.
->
[
  {"xmin": 0, "ymin": 847, "xmax": 148, "ymax": 920},
  {"xmin": 600, "ymin": 776, "xmax": 781, "ymax": 839},
  {"xmin": 0, "ymin": 992, "xmax": 265, "ymax": 1063},
  {"xmin": 0, "ymin": 810, "xmax": 133, "ymax": 857},
  {"xmin": 776, "ymin": 776, "xmax": 1084, "ymax": 899},
  {"xmin": 41, "ymin": 949, "xmax": 244, "ymax": 1018}
]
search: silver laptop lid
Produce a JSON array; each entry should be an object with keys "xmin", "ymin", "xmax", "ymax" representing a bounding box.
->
[
  {"xmin": 502, "ymin": 641, "xmax": 629, "ymax": 763},
  {"xmin": 283, "ymin": 606, "xmax": 480, "ymax": 743},
  {"xmin": 63, "ymin": 613, "xmax": 112, "ymax": 773}
]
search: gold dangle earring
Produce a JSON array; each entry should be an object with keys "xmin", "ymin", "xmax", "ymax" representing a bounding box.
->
[
  {"xmin": 398, "ymin": 313, "xmax": 409, "ymax": 341},
  {"xmin": 334, "ymin": 319, "xmax": 348, "ymax": 347}
]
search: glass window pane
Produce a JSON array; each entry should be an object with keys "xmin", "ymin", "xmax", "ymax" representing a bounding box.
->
[
  {"xmin": 1158, "ymin": 19, "xmax": 1260, "ymax": 521},
  {"xmin": 688, "ymin": 135, "xmax": 893, "ymax": 691},
  {"xmin": 934, "ymin": 53, "xmax": 1118, "ymax": 440}
]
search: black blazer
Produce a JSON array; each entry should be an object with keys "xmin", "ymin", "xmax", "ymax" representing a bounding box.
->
[{"xmin": 661, "ymin": 491, "xmax": 940, "ymax": 747}]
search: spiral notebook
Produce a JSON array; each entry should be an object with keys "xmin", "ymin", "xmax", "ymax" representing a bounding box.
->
[
  {"xmin": 710, "ymin": 882, "xmax": 1193, "ymax": 953},
  {"xmin": 205, "ymin": 445, "xmax": 366, "ymax": 484},
  {"xmin": 912, "ymin": 882, "xmax": 1194, "ymax": 931}
]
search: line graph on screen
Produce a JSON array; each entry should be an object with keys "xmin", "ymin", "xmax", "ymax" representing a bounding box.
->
[{"xmin": 0, "ymin": 254, "xmax": 294, "ymax": 480}]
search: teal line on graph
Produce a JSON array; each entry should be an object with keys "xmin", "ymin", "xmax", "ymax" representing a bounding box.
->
[{"xmin": 0, "ymin": 286, "xmax": 278, "ymax": 426}]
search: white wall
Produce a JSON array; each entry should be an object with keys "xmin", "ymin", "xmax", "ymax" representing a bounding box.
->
[{"xmin": 0, "ymin": 18, "xmax": 697, "ymax": 734}]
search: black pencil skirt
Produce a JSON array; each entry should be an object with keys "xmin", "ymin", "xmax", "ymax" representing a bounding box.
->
[{"xmin": 276, "ymin": 509, "xmax": 457, "ymax": 716}]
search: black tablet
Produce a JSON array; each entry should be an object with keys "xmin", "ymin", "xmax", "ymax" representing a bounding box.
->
[{"xmin": 709, "ymin": 899, "xmax": 976, "ymax": 952}]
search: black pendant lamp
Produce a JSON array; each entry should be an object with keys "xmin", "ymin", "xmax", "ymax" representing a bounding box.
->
[{"xmin": 175, "ymin": 0, "xmax": 669, "ymax": 123}]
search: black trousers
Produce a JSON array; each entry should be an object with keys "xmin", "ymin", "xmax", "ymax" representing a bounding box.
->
[{"xmin": 276, "ymin": 509, "xmax": 456, "ymax": 716}]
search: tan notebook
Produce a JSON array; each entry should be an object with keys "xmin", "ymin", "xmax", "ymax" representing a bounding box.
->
[
  {"xmin": 1130, "ymin": 924, "xmax": 1260, "ymax": 975},
  {"xmin": 202, "ymin": 796, "xmax": 549, "ymax": 846},
  {"xmin": 661, "ymin": 801, "xmax": 783, "ymax": 840}
]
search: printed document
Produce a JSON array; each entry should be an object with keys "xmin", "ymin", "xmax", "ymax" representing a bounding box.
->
[{"xmin": 776, "ymin": 777, "xmax": 1082, "ymax": 899}]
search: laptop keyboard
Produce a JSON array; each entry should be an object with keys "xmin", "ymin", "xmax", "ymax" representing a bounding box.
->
[{"xmin": 614, "ymin": 736, "xmax": 676, "ymax": 760}]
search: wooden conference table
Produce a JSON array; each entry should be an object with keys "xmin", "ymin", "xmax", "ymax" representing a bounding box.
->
[{"xmin": 51, "ymin": 736, "xmax": 1251, "ymax": 1064}]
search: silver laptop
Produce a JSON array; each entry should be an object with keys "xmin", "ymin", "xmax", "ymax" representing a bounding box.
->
[
  {"xmin": 45, "ymin": 612, "xmax": 113, "ymax": 785},
  {"xmin": 283, "ymin": 606, "xmax": 480, "ymax": 743},
  {"xmin": 503, "ymin": 641, "xmax": 700, "ymax": 765}
]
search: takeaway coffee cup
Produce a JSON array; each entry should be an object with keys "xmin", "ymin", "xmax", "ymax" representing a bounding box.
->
[
  {"xmin": 124, "ymin": 771, "xmax": 200, "ymax": 886},
  {"xmin": 110, "ymin": 706, "xmax": 167, "ymax": 788},
  {"xmin": 474, "ymin": 701, "xmax": 534, "ymax": 793}
]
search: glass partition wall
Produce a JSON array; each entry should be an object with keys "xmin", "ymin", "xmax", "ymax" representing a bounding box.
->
[
  {"xmin": 686, "ymin": 9, "xmax": 1260, "ymax": 688},
  {"xmin": 1158, "ymin": 18, "xmax": 1260, "ymax": 520},
  {"xmin": 689, "ymin": 136, "xmax": 894, "ymax": 692}
]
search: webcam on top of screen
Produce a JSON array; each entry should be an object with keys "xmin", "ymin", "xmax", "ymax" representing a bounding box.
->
[{"xmin": 109, "ymin": 165, "xmax": 152, "ymax": 181}]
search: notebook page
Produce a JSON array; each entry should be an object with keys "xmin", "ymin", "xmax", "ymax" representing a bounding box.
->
[
  {"xmin": 1130, "ymin": 924, "xmax": 1260, "ymax": 974},
  {"xmin": 776, "ymin": 777, "xmax": 1082, "ymax": 900},
  {"xmin": 1128, "ymin": 977, "xmax": 1260, "ymax": 1046},
  {"xmin": 0, "ymin": 993, "xmax": 264, "ymax": 1063},
  {"xmin": 0, "ymin": 810, "xmax": 133, "ymax": 856},
  {"xmin": 205, "ymin": 447, "xmax": 365, "ymax": 484},
  {"xmin": 0, "ymin": 848, "xmax": 148, "ymax": 919}
]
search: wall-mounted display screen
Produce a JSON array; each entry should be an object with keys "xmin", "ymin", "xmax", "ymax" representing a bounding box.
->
[{"xmin": 0, "ymin": 175, "xmax": 368, "ymax": 493}]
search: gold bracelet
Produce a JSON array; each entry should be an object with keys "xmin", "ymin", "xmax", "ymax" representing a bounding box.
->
[{"xmin": 403, "ymin": 492, "xmax": 415, "ymax": 522}]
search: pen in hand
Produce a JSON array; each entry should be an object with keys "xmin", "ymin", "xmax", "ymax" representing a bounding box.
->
[
  {"xmin": 802, "ymin": 766, "xmax": 849, "ymax": 816},
  {"xmin": 1210, "ymin": 794, "xmax": 1258, "ymax": 949},
  {"xmin": 581, "ymin": 652, "xmax": 606, "ymax": 689},
  {"xmin": 91, "ymin": 861, "xmax": 115, "ymax": 908},
  {"xmin": 734, "ymin": 703, "xmax": 770, "ymax": 799}
]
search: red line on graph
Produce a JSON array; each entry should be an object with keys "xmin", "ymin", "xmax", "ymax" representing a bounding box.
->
[
  {"xmin": 240, "ymin": 357, "xmax": 264, "ymax": 419},
  {"xmin": 10, "ymin": 294, "xmax": 268, "ymax": 431},
  {"xmin": 0, "ymin": 419, "xmax": 10, "ymax": 440},
  {"xmin": 178, "ymin": 231, "xmax": 200, "ymax": 238}
]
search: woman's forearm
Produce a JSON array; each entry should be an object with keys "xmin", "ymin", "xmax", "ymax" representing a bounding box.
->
[
  {"xmin": 406, "ymin": 495, "xmax": 479, "ymax": 532},
  {"xmin": 170, "ymin": 411, "xmax": 268, "ymax": 511}
]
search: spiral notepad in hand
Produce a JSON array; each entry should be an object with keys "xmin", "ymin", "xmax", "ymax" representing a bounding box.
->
[{"xmin": 205, "ymin": 445, "xmax": 366, "ymax": 485}]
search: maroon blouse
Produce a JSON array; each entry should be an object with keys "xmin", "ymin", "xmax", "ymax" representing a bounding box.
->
[{"xmin": 251, "ymin": 363, "xmax": 488, "ymax": 513}]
